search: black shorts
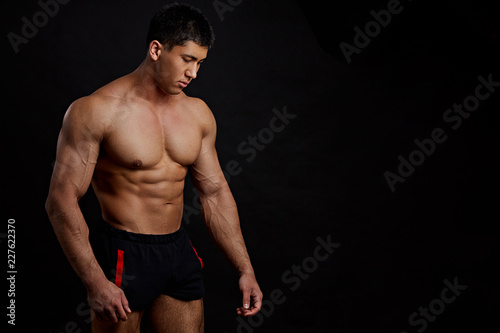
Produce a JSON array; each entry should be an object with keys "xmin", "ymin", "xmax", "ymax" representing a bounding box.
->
[{"xmin": 92, "ymin": 222, "xmax": 204, "ymax": 310}]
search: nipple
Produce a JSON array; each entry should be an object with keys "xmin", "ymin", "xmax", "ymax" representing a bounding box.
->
[{"xmin": 133, "ymin": 159, "xmax": 143, "ymax": 168}]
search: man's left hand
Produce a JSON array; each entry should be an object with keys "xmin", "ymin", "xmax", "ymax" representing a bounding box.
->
[{"xmin": 236, "ymin": 272, "xmax": 263, "ymax": 316}]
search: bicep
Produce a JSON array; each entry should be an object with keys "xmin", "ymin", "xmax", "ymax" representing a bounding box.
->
[
  {"xmin": 48, "ymin": 101, "xmax": 102, "ymax": 201},
  {"xmin": 190, "ymin": 145, "xmax": 226, "ymax": 197},
  {"xmin": 189, "ymin": 106, "xmax": 228, "ymax": 197}
]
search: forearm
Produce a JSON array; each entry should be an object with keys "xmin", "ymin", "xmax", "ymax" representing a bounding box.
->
[
  {"xmin": 200, "ymin": 186, "xmax": 254, "ymax": 275},
  {"xmin": 46, "ymin": 196, "xmax": 106, "ymax": 287}
]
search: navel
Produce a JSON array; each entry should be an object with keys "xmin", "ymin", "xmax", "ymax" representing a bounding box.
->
[{"xmin": 133, "ymin": 159, "xmax": 143, "ymax": 168}]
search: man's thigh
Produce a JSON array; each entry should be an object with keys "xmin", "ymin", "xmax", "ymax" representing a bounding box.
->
[
  {"xmin": 91, "ymin": 309, "xmax": 144, "ymax": 333},
  {"xmin": 145, "ymin": 295, "xmax": 204, "ymax": 333}
]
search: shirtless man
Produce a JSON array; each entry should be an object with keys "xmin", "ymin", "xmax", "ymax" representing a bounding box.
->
[{"xmin": 45, "ymin": 4, "xmax": 262, "ymax": 332}]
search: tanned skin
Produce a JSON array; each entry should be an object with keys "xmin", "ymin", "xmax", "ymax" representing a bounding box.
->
[{"xmin": 45, "ymin": 40, "xmax": 262, "ymax": 332}]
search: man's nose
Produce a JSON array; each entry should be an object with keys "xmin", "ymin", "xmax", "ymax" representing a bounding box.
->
[{"xmin": 186, "ymin": 65, "xmax": 198, "ymax": 79}]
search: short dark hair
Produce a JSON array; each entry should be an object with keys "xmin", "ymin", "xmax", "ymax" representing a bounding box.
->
[{"xmin": 146, "ymin": 3, "xmax": 215, "ymax": 50}]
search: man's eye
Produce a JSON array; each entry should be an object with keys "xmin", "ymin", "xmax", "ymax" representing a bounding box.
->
[{"xmin": 183, "ymin": 58, "xmax": 190, "ymax": 63}]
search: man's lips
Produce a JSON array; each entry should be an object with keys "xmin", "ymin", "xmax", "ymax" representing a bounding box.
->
[{"xmin": 178, "ymin": 81, "xmax": 189, "ymax": 88}]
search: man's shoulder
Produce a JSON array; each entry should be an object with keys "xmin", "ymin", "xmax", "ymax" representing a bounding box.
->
[
  {"xmin": 70, "ymin": 75, "xmax": 132, "ymax": 115},
  {"xmin": 183, "ymin": 95, "xmax": 216, "ymax": 133},
  {"xmin": 184, "ymin": 95, "xmax": 210, "ymax": 113},
  {"xmin": 69, "ymin": 93, "xmax": 112, "ymax": 110},
  {"xmin": 183, "ymin": 95, "xmax": 214, "ymax": 122},
  {"xmin": 69, "ymin": 75, "xmax": 134, "ymax": 117},
  {"xmin": 63, "ymin": 93, "xmax": 118, "ymax": 136}
]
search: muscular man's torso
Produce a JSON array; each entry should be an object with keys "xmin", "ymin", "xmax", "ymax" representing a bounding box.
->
[{"xmin": 89, "ymin": 74, "xmax": 210, "ymax": 234}]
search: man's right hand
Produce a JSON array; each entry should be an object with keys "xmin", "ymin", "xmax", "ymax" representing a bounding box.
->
[{"xmin": 86, "ymin": 278, "xmax": 132, "ymax": 322}]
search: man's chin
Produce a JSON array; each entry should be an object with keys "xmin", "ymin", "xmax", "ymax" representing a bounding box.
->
[
  {"xmin": 159, "ymin": 85, "xmax": 183, "ymax": 96},
  {"xmin": 167, "ymin": 89, "xmax": 183, "ymax": 96}
]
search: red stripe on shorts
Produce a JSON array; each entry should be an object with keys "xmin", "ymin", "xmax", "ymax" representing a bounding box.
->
[
  {"xmin": 114, "ymin": 249, "xmax": 124, "ymax": 287},
  {"xmin": 190, "ymin": 241, "xmax": 203, "ymax": 268}
]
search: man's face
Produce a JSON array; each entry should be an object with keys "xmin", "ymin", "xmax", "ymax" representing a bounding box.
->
[{"xmin": 153, "ymin": 40, "xmax": 208, "ymax": 95}]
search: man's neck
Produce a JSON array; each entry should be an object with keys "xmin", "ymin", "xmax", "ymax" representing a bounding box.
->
[{"xmin": 131, "ymin": 60, "xmax": 181, "ymax": 106}]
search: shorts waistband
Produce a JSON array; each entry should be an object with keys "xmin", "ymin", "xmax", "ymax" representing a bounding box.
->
[{"xmin": 99, "ymin": 221, "xmax": 185, "ymax": 245}]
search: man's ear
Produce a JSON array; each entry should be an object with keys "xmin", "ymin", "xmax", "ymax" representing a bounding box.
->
[{"xmin": 148, "ymin": 40, "xmax": 162, "ymax": 61}]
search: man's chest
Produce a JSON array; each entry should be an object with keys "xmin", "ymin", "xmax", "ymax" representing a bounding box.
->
[{"xmin": 102, "ymin": 107, "xmax": 203, "ymax": 168}]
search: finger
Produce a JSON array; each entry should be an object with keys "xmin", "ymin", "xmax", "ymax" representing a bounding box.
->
[
  {"xmin": 236, "ymin": 305, "xmax": 259, "ymax": 315},
  {"xmin": 93, "ymin": 310, "xmax": 104, "ymax": 321},
  {"xmin": 236, "ymin": 304, "xmax": 260, "ymax": 317},
  {"xmin": 104, "ymin": 307, "xmax": 119, "ymax": 323},
  {"xmin": 236, "ymin": 291, "xmax": 263, "ymax": 316},
  {"xmin": 236, "ymin": 306, "xmax": 250, "ymax": 316},
  {"xmin": 251, "ymin": 291, "xmax": 262, "ymax": 311},
  {"xmin": 242, "ymin": 288, "xmax": 251, "ymax": 310},
  {"xmin": 115, "ymin": 302, "xmax": 128, "ymax": 322},
  {"xmin": 241, "ymin": 307, "xmax": 260, "ymax": 317},
  {"xmin": 93, "ymin": 308, "xmax": 109, "ymax": 322},
  {"xmin": 236, "ymin": 302, "xmax": 256, "ymax": 313}
]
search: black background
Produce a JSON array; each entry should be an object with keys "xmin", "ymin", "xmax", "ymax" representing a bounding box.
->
[{"xmin": 4, "ymin": 0, "xmax": 499, "ymax": 332}]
